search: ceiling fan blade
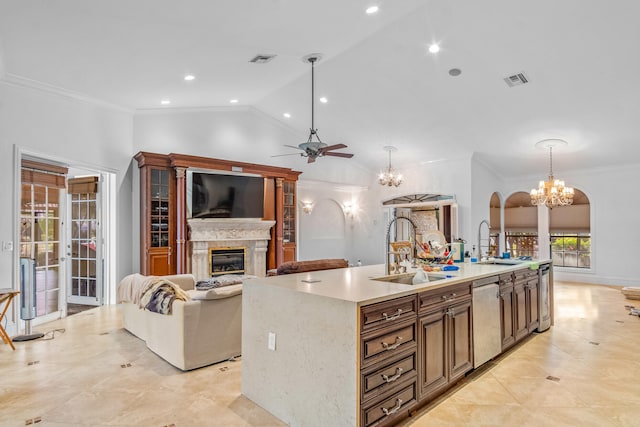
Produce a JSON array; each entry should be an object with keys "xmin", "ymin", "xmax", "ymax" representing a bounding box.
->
[
  {"xmin": 324, "ymin": 151, "xmax": 354, "ymax": 158},
  {"xmin": 283, "ymin": 144, "xmax": 304, "ymax": 151},
  {"xmin": 318, "ymin": 143, "xmax": 347, "ymax": 153},
  {"xmin": 271, "ymin": 153, "xmax": 303, "ymax": 158}
]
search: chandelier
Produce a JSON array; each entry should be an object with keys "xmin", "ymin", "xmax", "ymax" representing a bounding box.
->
[
  {"xmin": 530, "ymin": 139, "xmax": 574, "ymax": 208},
  {"xmin": 378, "ymin": 146, "xmax": 403, "ymax": 187}
]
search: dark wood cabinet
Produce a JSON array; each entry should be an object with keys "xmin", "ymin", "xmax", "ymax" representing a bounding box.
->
[
  {"xmin": 359, "ymin": 295, "xmax": 419, "ymax": 427},
  {"xmin": 356, "ymin": 264, "xmax": 550, "ymax": 426},
  {"xmin": 526, "ymin": 277, "xmax": 540, "ymax": 333},
  {"xmin": 514, "ymin": 280, "xmax": 528, "ymax": 341},
  {"xmin": 135, "ymin": 152, "xmax": 300, "ymax": 275},
  {"xmin": 501, "ymin": 268, "xmax": 541, "ymax": 350},
  {"xmin": 499, "ymin": 278, "xmax": 516, "ymax": 350},
  {"xmin": 136, "ymin": 153, "xmax": 176, "ymax": 276},
  {"xmin": 418, "ymin": 283, "xmax": 473, "ymax": 400}
]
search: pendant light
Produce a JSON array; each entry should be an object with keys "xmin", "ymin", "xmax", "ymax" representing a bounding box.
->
[
  {"xmin": 378, "ymin": 146, "xmax": 403, "ymax": 187},
  {"xmin": 530, "ymin": 139, "xmax": 574, "ymax": 208}
]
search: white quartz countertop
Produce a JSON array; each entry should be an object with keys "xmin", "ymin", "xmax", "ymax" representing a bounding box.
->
[{"xmin": 245, "ymin": 260, "xmax": 551, "ymax": 306}]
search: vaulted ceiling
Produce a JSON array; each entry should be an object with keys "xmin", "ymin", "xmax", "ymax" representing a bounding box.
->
[{"xmin": 2, "ymin": 0, "xmax": 639, "ymax": 178}]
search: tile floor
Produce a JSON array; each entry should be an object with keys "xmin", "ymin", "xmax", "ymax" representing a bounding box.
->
[{"xmin": 1, "ymin": 281, "xmax": 639, "ymax": 426}]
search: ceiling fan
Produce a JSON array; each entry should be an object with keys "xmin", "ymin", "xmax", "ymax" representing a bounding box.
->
[{"xmin": 273, "ymin": 54, "xmax": 354, "ymax": 164}]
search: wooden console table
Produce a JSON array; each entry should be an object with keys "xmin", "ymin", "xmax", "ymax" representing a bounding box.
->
[{"xmin": 0, "ymin": 291, "xmax": 19, "ymax": 350}]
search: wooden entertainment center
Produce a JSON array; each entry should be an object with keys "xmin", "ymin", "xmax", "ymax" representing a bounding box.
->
[{"xmin": 134, "ymin": 151, "xmax": 301, "ymax": 276}]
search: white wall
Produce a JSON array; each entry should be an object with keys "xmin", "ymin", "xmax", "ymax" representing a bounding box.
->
[
  {"xmin": 506, "ymin": 164, "xmax": 640, "ymax": 286},
  {"xmin": 348, "ymin": 156, "xmax": 474, "ymax": 266},
  {"xmin": 0, "ymin": 81, "xmax": 134, "ymax": 332},
  {"xmin": 296, "ymin": 180, "xmax": 366, "ymax": 264}
]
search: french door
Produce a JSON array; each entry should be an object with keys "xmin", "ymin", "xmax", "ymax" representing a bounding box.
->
[
  {"xmin": 66, "ymin": 177, "xmax": 102, "ymax": 306},
  {"xmin": 20, "ymin": 183, "xmax": 63, "ymax": 318}
]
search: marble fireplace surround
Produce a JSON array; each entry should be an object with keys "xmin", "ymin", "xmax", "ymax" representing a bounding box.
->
[{"xmin": 188, "ymin": 218, "xmax": 275, "ymax": 280}]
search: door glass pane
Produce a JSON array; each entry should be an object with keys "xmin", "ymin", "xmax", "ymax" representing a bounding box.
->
[
  {"xmin": 21, "ymin": 182, "xmax": 61, "ymax": 317},
  {"xmin": 70, "ymin": 191, "xmax": 99, "ymax": 300}
]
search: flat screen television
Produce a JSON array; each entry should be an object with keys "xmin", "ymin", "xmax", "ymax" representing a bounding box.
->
[{"xmin": 187, "ymin": 171, "xmax": 264, "ymax": 219}]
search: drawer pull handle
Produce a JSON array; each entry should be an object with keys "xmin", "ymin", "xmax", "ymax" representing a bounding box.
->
[
  {"xmin": 381, "ymin": 336, "xmax": 403, "ymax": 351},
  {"xmin": 381, "ymin": 367, "xmax": 403, "ymax": 383},
  {"xmin": 382, "ymin": 398, "xmax": 403, "ymax": 416},
  {"xmin": 382, "ymin": 309, "xmax": 403, "ymax": 321},
  {"xmin": 441, "ymin": 295, "xmax": 448, "ymax": 301},
  {"xmin": 451, "ymin": 293, "xmax": 457, "ymax": 298}
]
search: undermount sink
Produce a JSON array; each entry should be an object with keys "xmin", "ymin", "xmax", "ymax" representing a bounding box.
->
[
  {"xmin": 477, "ymin": 258, "xmax": 524, "ymax": 265},
  {"xmin": 370, "ymin": 272, "xmax": 447, "ymax": 285}
]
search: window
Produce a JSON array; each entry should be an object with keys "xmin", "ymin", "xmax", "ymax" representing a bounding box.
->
[
  {"xmin": 549, "ymin": 189, "xmax": 590, "ymax": 268},
  {"xmin": 551, "ymin": 233, "xmax": 591, "ymax": 268},
  {"xmin": 505, "ymin": 232, "xmax": 538, "ymax": 259}
]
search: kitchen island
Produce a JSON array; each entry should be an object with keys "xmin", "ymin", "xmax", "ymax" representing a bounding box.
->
[{"xmin": 241, "ymin": 261, "xmax": 552, "ymax": 427}]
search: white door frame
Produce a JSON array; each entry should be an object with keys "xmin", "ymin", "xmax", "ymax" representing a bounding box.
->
[{"xmin": 13, "ymin": 145, "xmax": 117, "ymax": 327}]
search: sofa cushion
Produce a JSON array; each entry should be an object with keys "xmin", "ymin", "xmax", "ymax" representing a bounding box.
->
[
  {"xmin": 188, "ymin": 284, "xmax": 243, "ymax": 300},
  {"xmin": 276, "ymin": 258, "xmax": 348, "ymax": 275}
]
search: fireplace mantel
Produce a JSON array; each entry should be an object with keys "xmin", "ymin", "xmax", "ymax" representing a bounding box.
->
[
  {"xmin": 188, "ymin": 219, "xmax": 275, "ymax": 241},
  {"xmin": 188, "ymin": 219, "xmax": 275, "ymax": 280}
]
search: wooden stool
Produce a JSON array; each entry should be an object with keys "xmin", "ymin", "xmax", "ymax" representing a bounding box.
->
[{"xmin": 0, "ymin": 291, "xmax": 20, "ymax": 350}]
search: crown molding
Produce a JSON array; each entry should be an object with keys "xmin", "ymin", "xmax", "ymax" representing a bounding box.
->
[{"xmin": 1, "ymin": 72, "xmax": 133, "ymax": 113}]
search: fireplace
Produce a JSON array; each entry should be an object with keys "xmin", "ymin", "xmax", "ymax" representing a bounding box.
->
[
  {"xmin": 188, "ymin": 218, "xmax": 275, "ymax": 280},
  {"xmin": 210, "ymin": 247, "xmax": 246, "ymax": 276}
]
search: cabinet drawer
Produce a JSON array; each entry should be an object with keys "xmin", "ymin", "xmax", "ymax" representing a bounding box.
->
[
  {"xmin": 361, "ymin": 295, "xmax": 418, "ymax": 332},
  {"xmin": 361, "ymin": 377, "xmax": 417, "ymax": 427},
  {"xmin": 514, "ymin": 268, "xmax": 537, "ymax": 283},
  {"xmin": 361, "ymin": 319, "xmax": 417, "ymax": 367},
  {"xmin": 419, "ymin": 283, "xmax": 471, "ymax": 312},
  {"xmin": 361, "ymin": 348, "xmax": 418, "ymax": 403},
  {"xmin": 498, "ymin": 273, "xmax": 513, "ymax": 286}
]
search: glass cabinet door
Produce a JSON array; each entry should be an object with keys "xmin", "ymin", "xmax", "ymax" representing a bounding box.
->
[
  {"xmin": 150, "ymin": 168, "xmax": 170, "ymax": 248},
  {"xmin": 283, "ymin": 181, "xmax": 296, "ymax": 243}
]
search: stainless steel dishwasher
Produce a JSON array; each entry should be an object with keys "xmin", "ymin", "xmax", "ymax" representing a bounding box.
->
[
  {"xmin": 538, "ymin": 263, "xmax": 551, "ymax": 332},
  {"xmin": 472, "ymin": 276, "xmax": 502, "ymax": 368}
]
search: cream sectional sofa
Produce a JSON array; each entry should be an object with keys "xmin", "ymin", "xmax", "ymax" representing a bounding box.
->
[{"xmin": 118, "ymin": 273, "xmax": 242, "ymax": 371}]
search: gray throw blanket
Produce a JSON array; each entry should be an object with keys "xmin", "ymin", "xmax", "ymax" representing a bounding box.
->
[
  {"xmin": 139, "ymin": 279, "xmax": 190, "ymax": 315},
  {"xmin": 196, "ymin": 274, "xmax": 244, "ymax": 290}
]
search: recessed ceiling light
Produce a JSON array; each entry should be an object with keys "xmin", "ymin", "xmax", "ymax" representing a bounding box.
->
[
  {"xmin": 230, "ymin": 99, "xmax": 239, "ymax": 104},
  {"xmin": 428, "ymin": 43, "xmax": 440, "ymax": 53},
  {"xmin": 184, "ymin": 75, "xmax": 195, "ymax": 81},
  {"xmin": 283, "ymin": 113, "xmax": 291, "ymax": 118},
  {"xmin": 366, "ymin": 5, "xmax": 379, "ymax": 14},
  {"xmin": 319, "ymin": 97, "xmax": 328, "ymax": 104},
  {"xmin": 160, "ymin": 99, "xmax": 171, "ymax": 105}
]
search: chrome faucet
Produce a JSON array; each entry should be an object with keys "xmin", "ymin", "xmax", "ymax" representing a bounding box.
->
[
  {"xmin": 385, "ymin": 215, "xmax": 417, "ymax": 275},
  {"xmin": 477, "ymin": 219, "xmax": 491, "ymax": 261}
]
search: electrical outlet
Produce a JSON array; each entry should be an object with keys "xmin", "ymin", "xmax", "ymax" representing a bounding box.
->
[
  {"xmin": 268, "ymin": 332, "xmax": 276, "ymax": 351},
  {"xmin": 2, "ymin": 241, "xmax": 13, "ymax": 251}
]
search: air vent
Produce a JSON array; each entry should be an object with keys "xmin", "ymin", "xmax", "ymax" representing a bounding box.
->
[
  {"xmin": 503, "ymin": 71, "xmax": 529, "ymax": 87},
  {"xmin": 249, "ymin": 54, "xmax": 277, "ymax": 64}
]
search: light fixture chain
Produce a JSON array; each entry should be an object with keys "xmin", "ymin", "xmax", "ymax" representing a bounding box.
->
[{"xmin": 549, "ymin": 146, "xmax": 553, "ymax": 177}]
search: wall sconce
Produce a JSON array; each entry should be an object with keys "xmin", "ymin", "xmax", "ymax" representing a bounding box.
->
[
  {"xmin": 302, "ymin": 201, "xmax": 314, "ymax": 214},
  {"xmin": 343, "ymin": 202, "xmax": 356, "ymax": 218}
]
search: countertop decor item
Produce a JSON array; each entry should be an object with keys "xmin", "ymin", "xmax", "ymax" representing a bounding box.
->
[
  {"xmin": 378, "ymin": 145, "xmax": 403, "ymax": 187},
  {"xmin": 530, "ymin": 139, "xmax": 574, "ymax": 208}
]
